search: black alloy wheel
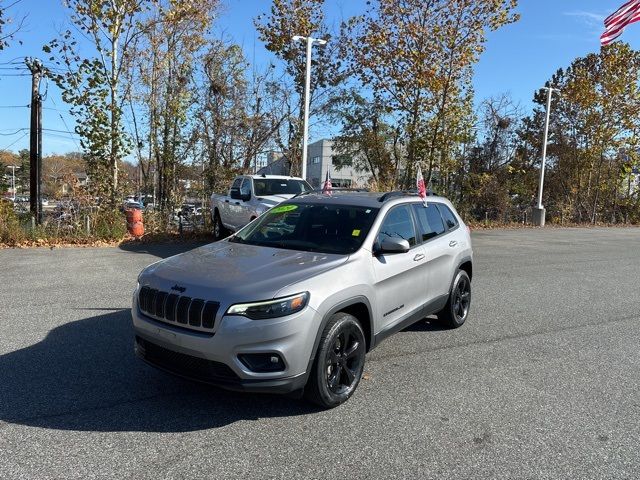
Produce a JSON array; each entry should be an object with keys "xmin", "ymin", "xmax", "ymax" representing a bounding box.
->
[
  {"xmin": 437, "ymin": 269, "xmax": 471, "ymax": 328},
  {"xmin": 326, "ymin": 325, "xmax": 365, "ymax": 395},
  {"xmin": 452, "ymin": 274, "xmax": 471, "ymax": 322},
  {"xmin": 305, "ymin": 313, "xmax": 366, "ymax": 408}
]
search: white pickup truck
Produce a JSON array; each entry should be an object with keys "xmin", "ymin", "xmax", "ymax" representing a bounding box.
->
[{"xmin": 210, "ymin": 174, "xmax": 312, "ymax": 239}]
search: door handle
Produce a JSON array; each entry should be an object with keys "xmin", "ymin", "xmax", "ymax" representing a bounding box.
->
[
  {"xmin": 449, "ymin": 240, "xmax": 458, "ymax": 247},
  {"xmin": 413, "ymin": 253, "xmax": 425, "ymax": 262}
]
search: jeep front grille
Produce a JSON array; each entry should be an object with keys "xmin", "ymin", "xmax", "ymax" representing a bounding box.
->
[{"xmin": 138, "ymin": 286, "xmax": 219, "ymax": 332}]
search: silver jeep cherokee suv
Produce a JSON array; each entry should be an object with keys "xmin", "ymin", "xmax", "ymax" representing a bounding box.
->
[{"xmin": 132, "ymin": 191, "xmax": 473, "ymax": 408}]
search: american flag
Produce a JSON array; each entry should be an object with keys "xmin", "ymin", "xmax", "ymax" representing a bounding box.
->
[
  {"xmin": 601, "ymin": 0, "xmax": 640, "ymax": 45},
  {"xmin": 416, "ymin": 165, "xmax": 427, "ymax": 206},
  {"xmin": 322, "ymin": 170, "xmax": 332, "ymax": 195}
]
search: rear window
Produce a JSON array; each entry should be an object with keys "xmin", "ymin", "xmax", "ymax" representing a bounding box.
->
[
  {"xmin": 412, "ymin": 204, "xmax": 445, "ymax": 241},
  {"xmin": 253, "ymin": 179, "xmax": 311, "ymax": 196},
  {"xmin": 437, "ymin": 204, "xmax": 459, "ymax": 230}
]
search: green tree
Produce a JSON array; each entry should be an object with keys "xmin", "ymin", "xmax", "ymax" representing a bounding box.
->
[
  {"xmin": 16, "ymin": 148, "xmax": 29, "ymax": 195},
  {"xmin": 255, "ymin": 0, "xmax": 340, "ymax": 176},
  {"xmin": 0, "ymin": 0, "xmax": 24, "ymax": 50},
  {"xmin": 341, "ymin": 0, "xmax": 519, "ymax": 187},
  {"xmin": 523, "ymin": 43, "xmax": 640, "ymax": 224},
  {"xmin": 45, "ymin": 0, "xmax": 151, "ymax": 202},
  {"xmin": 331, "ymin": 90, "xmax": 400, "ymax": 190},
  {"xmin": 130, "ymin": 0, "xmax": 219, "ymax": 210}
]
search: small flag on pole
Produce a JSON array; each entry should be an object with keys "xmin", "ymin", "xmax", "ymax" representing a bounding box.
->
[
  {"xmin": 416, "ymin": 165, "xmax": 427, "ymax": 206},
  {"xmin": 601, "ymin": 0, "xmax": 640, "ymax": 46},
  {"xmin": 322, "ymin": 169, "xmax": 332, "ymax": 195}
]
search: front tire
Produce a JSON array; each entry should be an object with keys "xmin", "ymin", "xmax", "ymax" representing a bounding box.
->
[
  {"xmin": 305, "ymin": 313, "xmax": 366, "ymax": 408},
  {"xmin": 437, "ymin": 269, "xmax": 471, "ymax": 328},
  {"xmin": 212, "ymin": 210, "xmax": 225, "ymax": 240}
]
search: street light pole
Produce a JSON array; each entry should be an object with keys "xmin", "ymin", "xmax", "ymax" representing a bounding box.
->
[
  {"xmin": 8, "ymin": 165, "xmax": 19, "ymax": 200},
  {"xmin": 292, "ymin": 35, "xmax": 326, "ymax": 182},
  {"xmin": 533, "ymin": 86, "xmax": 559, "ymax": 227}
]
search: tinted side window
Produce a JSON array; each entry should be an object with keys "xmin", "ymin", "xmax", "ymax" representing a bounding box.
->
[
  {"xmin": 231, "ymin": 177, "xmax": 242, "ymax": 190},
  {"xmin": 412, "ymin": 204, "xmax": 445, "ymax": 241},
  {"xmin": 437, "ymin": 204, "xmax": 459, "ymax": 230},
  {"xmin": 377, "ymin": 205, "xmax": 417, "ymax": 247},
  {"xmin": 240, "ymin": 178, "xmax": 251, "ymax": 196}
]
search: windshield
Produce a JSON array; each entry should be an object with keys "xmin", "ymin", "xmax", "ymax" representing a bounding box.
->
[
  {"xmin": 253, "ymin": 178, "xmax": 311, "ymax": 196},
  {"xmin": 230, "ymin": 202, "xmax": 380, "ymax": 254}
]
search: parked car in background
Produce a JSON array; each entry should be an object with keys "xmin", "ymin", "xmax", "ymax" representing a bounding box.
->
[
  {"xmin": 133, "ymin": 190, "xmax": 473, "ymax": 408},
  {"xmin": 123, "ymin": 201, "xmax": 144, "ymax": 211},
  {"xmin": 210, "ymin": 174, "xmax": 312, "ymax": 239}
]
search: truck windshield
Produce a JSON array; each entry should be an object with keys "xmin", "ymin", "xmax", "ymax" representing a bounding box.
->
[
  {"xmin": 230, "ymin": 203, "xmax": 380, "ymax": 254},
  {"xmin": 253, "ymin": 179, "xmax": 311, "ymax": 196}
]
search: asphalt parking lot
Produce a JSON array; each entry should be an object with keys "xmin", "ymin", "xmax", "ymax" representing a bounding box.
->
[{"xmin": 1, "ymin": 227, "xmax": 639, "ymax": 479}]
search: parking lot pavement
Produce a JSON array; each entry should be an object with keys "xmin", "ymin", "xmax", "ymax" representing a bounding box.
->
[{"xmin": 1, "ymin": 227, "xmax": 639, "ymax": 479}]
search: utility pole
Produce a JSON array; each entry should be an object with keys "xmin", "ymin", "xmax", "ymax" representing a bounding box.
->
[
  {"xmin": 533, "ymin": 86, "xmax": 559, "ymax": 227},
  {"xmin": 292, "ymin": 35, "xmax": 326, "ymax": 182},
  {"xmin": 26, "ymin": 57, "xmax": 43, "ymax": 224}
]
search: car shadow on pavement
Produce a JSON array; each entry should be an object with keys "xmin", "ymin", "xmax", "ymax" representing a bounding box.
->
[
  {"xmin": 118, "ymin": 241, "xmax": 211, "ymax": 259},
  {"xmin": 402, "ymin": 317, "xmax": 450, "ymax": 332},
  {"xmin": 0, "ymin": 309, "xmax": 319, "ymax": 433}
]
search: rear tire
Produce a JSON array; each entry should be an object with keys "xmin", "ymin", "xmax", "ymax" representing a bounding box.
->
[
  {"xmin": 437, "ymin": 270, "xmax": 471, "ymax": 328},
  {"xmin": 305, "ymin": 313, "xmax": 366, "ymax": 408}
]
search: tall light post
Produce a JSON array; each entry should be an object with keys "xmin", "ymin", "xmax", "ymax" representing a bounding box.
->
[
  {"xmin": 7, "ymin": 165, "xmax": 19, "ymax": 201},
  {"xmin": 292, "ymin": 35, "xmax": 326, "ymax": 182},
  {"xmin": 533, "ymin": 86, "xmax": 560, "ymax": 227}
]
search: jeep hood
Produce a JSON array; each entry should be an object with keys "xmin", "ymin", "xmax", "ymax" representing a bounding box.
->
[{"xmin": 139, "ymin": 241, "xmax": 348, "ymax": 303}]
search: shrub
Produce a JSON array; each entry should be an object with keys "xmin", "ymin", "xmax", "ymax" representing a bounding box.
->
[
  {"xmin": 92, "ymin": 208, "xmax": 128, "ymax": 240},
  {"xmin": 0, "ymin": 200, "xmax": 27, "ymax": 245}
]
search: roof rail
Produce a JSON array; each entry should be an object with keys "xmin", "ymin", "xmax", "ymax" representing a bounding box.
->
[
  {"xmin": 377, "ymin": 189, "xmax": 436, "ymax": 202},
  {"xmin": 292, "ymin": 188, "xmax": 371, "ymax": 198}
]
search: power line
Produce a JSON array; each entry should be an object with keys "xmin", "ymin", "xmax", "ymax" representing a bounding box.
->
[
  {"xmin": 0, "ymin": 132, "xmax": 28, "ymax": 151},
  {"xmin": 0, "ymin": 105, "xmax": 28, "ymax": 109},
  {"xmin": 45, "ymin": 132, "xmax": 82, "ymax": 142},
  {"xmin": 42, "ymin": 128, "xmax": 81, "ymax": 137},
  {"xmin": 49, "ymin": 95, "xmax": 81, "ymax": 151},
  {"xmin": 0, "ymin": 57, "xmax": 28, "ymax": 66},
  {"xmin": 0, "ymin": 128, "xmax": 28, "ymax": 136}
]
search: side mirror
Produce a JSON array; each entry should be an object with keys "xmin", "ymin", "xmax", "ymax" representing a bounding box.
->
[
  {"xmin": 377, "ymin": 237, "xmax": 411, "ymax": 254},
  {"xmin": 230, "ymin": 188, "xmax": 241, "ymax": 200},
  {"xmin": 240, "ymin": 192, "xmax": 251, "ymax": 202}
]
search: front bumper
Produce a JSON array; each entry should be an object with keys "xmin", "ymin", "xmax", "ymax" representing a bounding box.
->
[
  {"xmin": 134, "ymin": 335, "xmax": 307, "ymax": 393},
  {"xmin": 131, "ymin": 293, "xmax": 320, "ymax": 394}
]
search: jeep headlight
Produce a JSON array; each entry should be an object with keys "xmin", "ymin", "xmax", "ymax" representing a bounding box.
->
[{"xmin": 226, "ymin": 292, "xmax": 309, "ymax": 320}]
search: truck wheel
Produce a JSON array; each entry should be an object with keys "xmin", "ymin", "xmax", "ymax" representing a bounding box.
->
[
  {"xmin": 304, "ymin": 313, "xmax": 366, "ymax": 408},
  {"xmin": 213, "ymin": 211, "xmax": 225, "ymax": 240}
]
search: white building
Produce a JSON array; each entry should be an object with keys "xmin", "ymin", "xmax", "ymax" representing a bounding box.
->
[{"xmin": 257, "ymin": 139, "xmax": 371, "ymax": 188}]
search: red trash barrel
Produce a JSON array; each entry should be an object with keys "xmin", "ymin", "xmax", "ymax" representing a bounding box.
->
[
  {"xmin": 126, "ymin": 208, "xmax": 143, "ymax": 224},
  {"xmin": 126, "ymin": 208, "xmax": 144, "ymax": 237},
  {"xmin": 129, "ymin": 221, "xmax": 145, "ymax": 237}
]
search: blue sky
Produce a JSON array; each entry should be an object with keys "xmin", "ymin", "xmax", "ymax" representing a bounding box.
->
[{"xmin": 1, "ymin": 0, "xmax": 639, "ymax": 155}]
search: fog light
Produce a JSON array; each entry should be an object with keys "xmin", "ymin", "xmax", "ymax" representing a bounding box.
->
[{"xmin": 238, "ymin": 353, "xmax": 285, "ymax": 372}]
